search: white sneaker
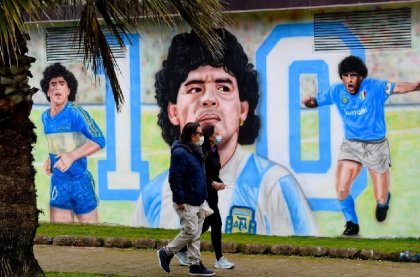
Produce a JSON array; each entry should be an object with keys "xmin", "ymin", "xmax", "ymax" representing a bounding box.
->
[
  {"xmin": 215, "ymin": 256, "xmax": 234, "ymax": 269},
  {"xmin": 174, "ymin": 251, "xmax": 189, "ymax": 266}
]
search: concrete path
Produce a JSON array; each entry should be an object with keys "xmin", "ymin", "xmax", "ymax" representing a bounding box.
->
[{"xmin": 35, "ymin": 245, "xmax": 420, "ymax": 277}]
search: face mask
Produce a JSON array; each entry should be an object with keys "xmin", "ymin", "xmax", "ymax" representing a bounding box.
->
[
  {"xmin": 215, "ymin": 135, "xmax": 222, "ymax": 145},
  {"xmin": 196, "ymin": 136, "xmax": 204, "ymax": 146}
]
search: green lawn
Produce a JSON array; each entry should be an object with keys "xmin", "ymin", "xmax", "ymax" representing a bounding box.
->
[{"xmin": 37, "ymin": 223, "xmax": 420, "ymax": 254}]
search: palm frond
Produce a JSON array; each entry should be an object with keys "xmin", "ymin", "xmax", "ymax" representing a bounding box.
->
[
  {"xmin": 170, "ymin": 0, "xmax": 230, "ymax": 59},
  {"xmin": 78, "ymin": 1, "xmax": 124, "ymax": 111},
  {"xmin": 74, "ymin": 0, "xmax": 230, "ymax": 112},
  {"xmin": 0, "ymin": 0, "xmax": 61, "ymax": 64},
  {"xmin": 1, "ymin": 0, "xmax": 230, "ymax": 111},
  {"xmin": 0, "ymin": 0, "xmax": 36, "ymax": 64},
  {"xmin": 96, "ymin": 0, "xmax": 231, "ymax": 59}
]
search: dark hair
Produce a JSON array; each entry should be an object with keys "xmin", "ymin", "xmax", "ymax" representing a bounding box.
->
[
  {"xmin": 180, "ymin": 122, "xmax": 200, "ymax": 143},
  {"xmin": 202, "ymin": 124, "xmax": 215, "ymax": 153},
  {"xmin": 338, "ymin": 55, "xmax": 368, "ymax": 78},
  {"xmin": 155, "ymin": 28, "xmax": 260, "ymax": 146},
  {"xmin": 40, "ymin": 63, "xmax": 78, "ymax": 102}
]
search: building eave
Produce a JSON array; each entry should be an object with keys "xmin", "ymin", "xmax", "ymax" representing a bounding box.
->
[{"xmin": 225, "ymin": 0, "xmax": 418, "ymax": 12}]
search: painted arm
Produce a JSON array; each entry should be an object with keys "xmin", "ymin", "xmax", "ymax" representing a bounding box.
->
[
  {"xmin": 393, "ymin": 82, "xmax": 420, "ymax": 94},
  {"xmin": 54, "ymin": 140, "xmax": 101, "ymax": 172},
  {"xmin": 43, "ymin": 156, "xmax": 51, "ymax": 176},
  {"xmin": 302, "ymin": 95, "xmax": 318, "ymax": 108}
]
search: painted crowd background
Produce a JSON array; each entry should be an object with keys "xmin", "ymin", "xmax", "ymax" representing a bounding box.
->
[{"xmin": 28, "ymin": 2, "xmax": 420, "ymax": 237}]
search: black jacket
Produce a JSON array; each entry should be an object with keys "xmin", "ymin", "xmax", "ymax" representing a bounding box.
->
[
  {"xmin": 168, "ymin": 140, "xmax": 207, "ymax": 206},
  {"xmin": 205, "ymin": 146, "xmax": 222, "ymax": 208}
]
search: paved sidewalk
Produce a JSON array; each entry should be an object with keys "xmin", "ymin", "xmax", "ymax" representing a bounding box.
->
[{"xmin": 35, "ymin": 245, "xmax": 420, "ymax": 277}]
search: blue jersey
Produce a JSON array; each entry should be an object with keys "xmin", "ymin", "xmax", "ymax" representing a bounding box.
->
[
  {"xmin": 42, "ymin": 102, "xmax": 105, "ymax": 178},
  {"xmin": 316, "ymin": 78, "xmax": 395, "ymax": 141},
  {"xmin": 133, "ymin": 146, "xmax": 318, "ymax": 236}
]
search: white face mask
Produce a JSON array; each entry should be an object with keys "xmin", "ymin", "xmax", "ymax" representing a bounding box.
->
[
  {"xmin": 196, "ymin": 136, "xmax": 204, "ymax": 146},
  {"xmin": 215, "ymin": 135, "xmax": 222, "ymax": 145}
]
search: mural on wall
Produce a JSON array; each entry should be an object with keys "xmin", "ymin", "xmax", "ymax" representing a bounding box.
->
[
  {"xmin": 38, "ymin": 63, "xmax": 105, "ymax": 223},
  {"xmin": 29, "ymin": 4, "xmax": 420, "ymax": 237}
]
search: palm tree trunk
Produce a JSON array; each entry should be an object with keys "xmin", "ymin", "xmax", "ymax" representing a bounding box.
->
[{"xmin": 0, "ymin": 31, "xmax": 44, "ymax": 276}]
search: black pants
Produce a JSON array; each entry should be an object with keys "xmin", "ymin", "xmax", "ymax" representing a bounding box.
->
[{"xmin": 202, "ymin": 204, "xmax": 223, "ymax": 260}]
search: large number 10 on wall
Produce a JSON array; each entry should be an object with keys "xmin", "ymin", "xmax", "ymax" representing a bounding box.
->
[{"xmin": 256, "ymin": 23, "xmax": 367, "ymax": 211}]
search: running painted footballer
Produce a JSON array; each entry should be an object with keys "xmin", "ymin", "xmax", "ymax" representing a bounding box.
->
[{"xmin": 302, "ymin": 55, "xmax": 420, "ymax": 236}]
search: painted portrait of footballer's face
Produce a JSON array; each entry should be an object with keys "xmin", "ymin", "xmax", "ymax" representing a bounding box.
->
[
  {"xmin": 167, "ymin": 65, "xmax": 249, "ymax": 152},
  {"xmin": 154, "ymin": 28, "xmax": 260, "ymax": 168},
  {"xmin": 341, "ymin": 71, "xmax": 363, "ymax": 94},
  {"xmin": 47, "ymin": 76, "xmax": 71, "ymax": 107}
]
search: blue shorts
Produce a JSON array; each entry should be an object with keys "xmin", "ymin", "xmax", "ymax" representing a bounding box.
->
[{"xmin": 50, "ymin": 171, "xmax": 99, "ymax": 215}]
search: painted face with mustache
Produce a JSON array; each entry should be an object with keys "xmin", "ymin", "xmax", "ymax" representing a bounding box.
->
[
  {"xmin": 341, "ymin": 71, "xmax": 363, "ymax": 95},
  {"xmin": 168, "ymin": 65, "xmax": 249, "ymax": 153}
]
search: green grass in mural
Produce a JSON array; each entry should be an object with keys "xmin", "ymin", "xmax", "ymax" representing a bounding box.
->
[
  {"xmin": 140, "ymin": 110, "xmax": 170, "ymax": 177},
  {"xmin": 37, "ymin": 223, "xmax": 420, "ymax": 254},
  {"xmin": 300, "ymin": 110, "xmax": 320, "ymax": 160}
]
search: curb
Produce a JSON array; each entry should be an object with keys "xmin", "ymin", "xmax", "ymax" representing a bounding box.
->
[{"xmin": 34, "ymin": 235, "xmax": 419, "ymax": 263}]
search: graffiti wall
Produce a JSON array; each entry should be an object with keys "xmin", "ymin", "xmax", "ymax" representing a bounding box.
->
[{"xmin": 29, "ymin": 3, "xmax": 420, "ymax": 237}]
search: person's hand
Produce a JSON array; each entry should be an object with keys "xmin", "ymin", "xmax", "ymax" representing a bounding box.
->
[
  {"xmin": 43, "ymin": 157, "xmax": 51, "ymax": 176},
  {"xmin": 54, "ymin": 152, "xmax": 76, "ymax": 173},
  {"xmin": 302, "ymin": 95, "xmax": 318, "ymax": 108},
  {"xmin": 212, "ymin": 181, "xmax": 225, "ymax": 191}
]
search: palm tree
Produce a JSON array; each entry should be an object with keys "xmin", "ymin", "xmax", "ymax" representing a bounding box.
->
[{"xmin": 0, "ymin": 0, "xmax": 228, "ymax": 275}]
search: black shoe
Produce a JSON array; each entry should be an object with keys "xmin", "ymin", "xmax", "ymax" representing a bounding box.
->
[
  {"xmin": 189, "ymin": 262, "xmax": 215, "ymax": 276},
  {"xmin": 157, "ymin": 248, "xmax": 173, "ymax": 273},
  {"xmin": 343, "ymin": 221, "xmax": 359, "ymax": 236},
  {"xmin": 376, "ymin": 192, "xmax": 391, "ymax": 222}
]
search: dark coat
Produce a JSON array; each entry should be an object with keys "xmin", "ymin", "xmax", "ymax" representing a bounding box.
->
[{"xmin": 168, "ymin": 140, "xmax": 207, "ymax": 206}]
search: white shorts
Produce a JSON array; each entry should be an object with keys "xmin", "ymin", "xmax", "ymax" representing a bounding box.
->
[{"xmin": 338, "ymin": 138, "xmax": 391, "ymax": 173}]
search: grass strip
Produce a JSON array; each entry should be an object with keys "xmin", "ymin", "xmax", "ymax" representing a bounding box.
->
[{"xmin": 37, "ymin": 222, "xmax": 419, "ymax": 254}]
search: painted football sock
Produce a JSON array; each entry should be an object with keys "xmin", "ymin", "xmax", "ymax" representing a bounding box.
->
[
  {"xmin": 377, "ymin": 192, "xmax": 391, "ymax": 208},
  {"xmin": 340, "ymin": 195, "xmax": 358, "ymax": 224}
]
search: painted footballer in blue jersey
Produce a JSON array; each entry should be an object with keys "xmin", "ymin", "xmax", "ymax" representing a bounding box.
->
[
  {"xmin": 316, "ymin": 78, "xmax": 395, "ymax": 141},
  {"xmin": 133, "ymin": 146, "xmax": 318, "ymax": 236},
  {"xmin": 40, "ymin": 63, "xmax": 105, "ymax": 223},
  {"xmin": 303, "ymin": 55, "xmax": 420, "ymax": 236},
  {"xmin": 42, "ymin": 98, "xmax": 106, "ymax": 220},
  {"xmin": 42, "ymin": 102, "xmax": 105, "ymax": 178}
]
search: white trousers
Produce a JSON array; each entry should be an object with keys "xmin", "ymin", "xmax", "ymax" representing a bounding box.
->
[{"xmin": 165, "ymin": 203, "xmax": 205, "ymax": 265}]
